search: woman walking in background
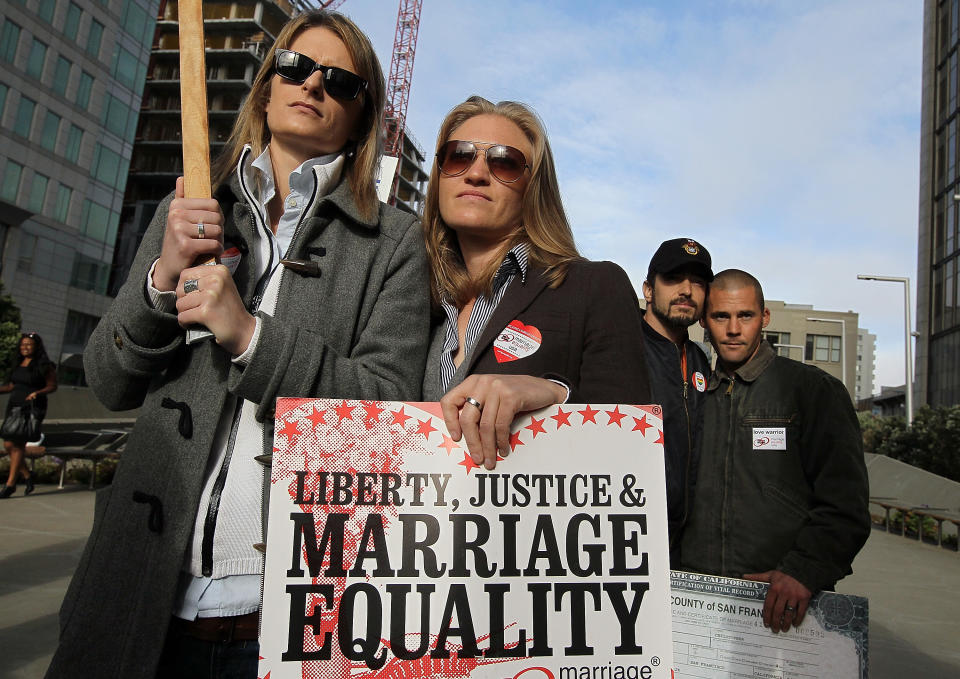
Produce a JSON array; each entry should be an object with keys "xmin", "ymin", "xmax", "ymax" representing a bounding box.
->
[{"xmin": 0, "ymin": 333, "xmax": 57, "ymax": 498}]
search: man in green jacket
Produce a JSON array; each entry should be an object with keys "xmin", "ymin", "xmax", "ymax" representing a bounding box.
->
[{"xmin": 680, "ymin": 269, "xmax": 870, "ymax": 634}]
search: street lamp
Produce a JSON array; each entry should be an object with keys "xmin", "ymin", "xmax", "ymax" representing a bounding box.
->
[
  {"xmin": 806, "ymin": 317, "xmax": 847, "ymax": 392},
  {"xmin": 857, "ymin": 275, "xmax": 914, "ymax": 425}
]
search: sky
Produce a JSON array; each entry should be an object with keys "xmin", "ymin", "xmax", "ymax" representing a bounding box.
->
[{"xmin": 335, "ymin": 0, "xmax": 923, "ymax": 392}]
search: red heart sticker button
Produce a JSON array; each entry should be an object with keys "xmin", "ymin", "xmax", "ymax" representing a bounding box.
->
[{"xmin": 494, "ymin": 320, "xmax": 542, "ymax": 363}]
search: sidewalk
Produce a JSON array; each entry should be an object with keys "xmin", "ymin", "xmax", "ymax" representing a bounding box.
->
[
  {"xmin": 0, "ymin": 485, "xmax": 93, "ymax": 679},
  {"xmin": 1, "ymin": 484, "xmax": 958, "ymax": 678}
]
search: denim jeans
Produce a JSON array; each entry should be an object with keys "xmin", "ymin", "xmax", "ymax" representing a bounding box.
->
[{"xmin": 155, "ymin": 628, "xmax": 259, "ymax": 679}]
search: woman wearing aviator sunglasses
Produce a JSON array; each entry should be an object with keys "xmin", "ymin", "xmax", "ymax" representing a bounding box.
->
[
  {"xmin": 48, "ymin": 10, "xmax": 428, "ymax": 679},
  {"xmin": 422, "ymin": 96, "xmax": 651, "ymax": 470}
]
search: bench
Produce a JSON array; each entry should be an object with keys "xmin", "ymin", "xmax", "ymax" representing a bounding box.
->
[{"xmin": 42, "ymin": 430, "xmax": 129, "ymax": 490}]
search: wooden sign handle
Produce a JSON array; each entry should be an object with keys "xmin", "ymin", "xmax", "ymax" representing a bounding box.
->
[
  {"xmin": 179, "ymin": 0, "xmax": 216, "ymax": 343},
  {"xmin": 178, "ymin": 0, "xmax": 211, "ymax": 200}
]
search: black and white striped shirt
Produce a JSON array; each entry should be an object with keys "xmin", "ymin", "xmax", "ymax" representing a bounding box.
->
[{"xmin": 438, "ymin": 243, "xmax": 529, "ymax": 393}]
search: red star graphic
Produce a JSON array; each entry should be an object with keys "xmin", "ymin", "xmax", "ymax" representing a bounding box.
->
[
  {"xmin": 632, "ymin": 415, "xmax": 652, "ymax": 435},
  {"xmin": 654, "ymin": 429, "xmax": 664, "ymax": 445},
  {"xmin": 509, "ymin": 430, "xmax": 525, "ymax": 452},
  {"xmin": 438, "ymin": 433, "xmax": 459, "ymax": 455},
  {"xmin": 362, "ymin": 401, "xmax": 384, "ymax": 423},
  {"xmin": 334, "ymin": 400, "xmax": 354, "ymax": 422},
  {"xmin": 578, "ymin": 405, "xmax": 599, "ymax": 424},
  {"xmin": 525, "ymin": 416, "xmax": 547, "ymax": 438},
  {"xmin": 390, "ymin": 407, "xmax": 411, "ymax": 427},
  {"xmin": 551, "ymin": 406, "xmax": 572, "ymax": 428},
  {"xmin": 458, "ymin": 451, "xmax": 480, "ymax": 474},
  {"xmin": 415, "ymin": 418, "xmax": 437, "ymax": 440},
  {"xmin": 305, "ymin": 407, "xmax": 326, "ymax": 429},
  {"xmin": 606, "ymin": 406, "xmax": 627, "ymax": 427},
  {"xmin": 277, "ymin": 418, "xmax": 300, "ymax": 441}
]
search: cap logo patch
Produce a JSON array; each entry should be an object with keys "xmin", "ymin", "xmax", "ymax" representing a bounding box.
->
[{"xmin": 683, "ymin": 240, "xmax": 699, "ymax": 255}]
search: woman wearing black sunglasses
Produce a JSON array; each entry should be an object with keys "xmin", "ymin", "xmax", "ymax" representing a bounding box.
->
[
  {"xmin": 422, "ymin": 96, "xmax": 651, "ymax": 470},
  {"xmin": 48, "ymin": 10, "xmax": 428, "ymax": 679}
]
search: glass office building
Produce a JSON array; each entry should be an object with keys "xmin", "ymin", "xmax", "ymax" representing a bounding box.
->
[{"xmin": 0, "ymin": 0, "xmax": 158, "ymax": 383}]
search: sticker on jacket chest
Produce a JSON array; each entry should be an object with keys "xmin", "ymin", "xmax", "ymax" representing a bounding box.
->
[
  {"xmin": 494, "ymin": 319, "xmax": 542, "ymax": 362},
  {"xmin": 753, "ymin": 427, "xmax": 786, "ymax": 450},
  {"xmin": 220, "ymin": 246, "xmax": 242, "ymax": 275},
  {"xmin": 692, "ymin": 371, "xmax": 706, "ymax": 392}
]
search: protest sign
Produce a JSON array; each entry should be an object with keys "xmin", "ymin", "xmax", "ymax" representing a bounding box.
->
[
  {"xmin": 259, "ymin": 399, "xmax": 674, "ymax": 679},
  {"xmin": 671, "ymin": 571, "xmax": 868, "ymax": 678}
]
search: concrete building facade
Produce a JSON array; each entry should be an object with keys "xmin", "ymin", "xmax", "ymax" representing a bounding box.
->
[
  {"xmin": 857, "ymin": 328, "xmax": 877, "ymax": 401},
  {"xmin": 917, "ymin": 0, "xmax": 960, "ymax": 407},
  {"xmin": 0, "ymin": 0, "xmax": 159, "ymax": 383}
]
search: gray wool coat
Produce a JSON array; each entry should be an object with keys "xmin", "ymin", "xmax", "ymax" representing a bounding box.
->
[{"xmin": 46, "ymin": 162, "xmax": 430, "ymax": 678}]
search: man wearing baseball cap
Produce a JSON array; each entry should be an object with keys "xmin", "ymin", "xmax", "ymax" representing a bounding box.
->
[{"xmin": 641, "ymin": 238, "xmax": 713, "ymax": 566}]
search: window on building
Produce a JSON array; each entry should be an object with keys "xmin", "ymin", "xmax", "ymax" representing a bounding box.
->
[
  {"xmin": 62, "ymin": 309, "xmax": 100, "ymax": 354},
  {"xmin": 70, "ymin": 253, "xmax": 110, "ymax": 293},
  {"xmin": 14, "ymin": 96, "xmax": 36, "ymax": 137},
  {"xmin": 52, "ymin": 56, "xmax": 72, "ymax": 96},
  {"xmin": 86, "ymin": 19, "xmax": 104, "ymax": 59},
  {"xmin": 38, "ymin": 0, "xmax": 57, "ymax": 23},
  {"xmin": 63, "ymin": 3, "xmax": 82, "ymax": 41},
  {"xmin": 54, "ymin": 183, "xmax": 72, "ymax": 222},
  {"xmin": 112, "ymin": 46, "xmax": 144, "ymax": 91},
  {"xmin": 102, "ymin": 94, "xmax": 130, "ymax": 138},
  {"xmin": 91, "ymin": 144, "xmax": 123, "ymax": 186},
  {"xmin": 805, "ymin": 334, "xmax": 841, "ymax": 363},
  {"xmin": 27, "ymin": 173, "xmax": 49, "ymax": 213},
  {"xmin": 27, "ymin": 39, "xmax": 48, "ymax": 79},
  {"xmin": 64, "ymin": 124, "xmax": 83, "ymax": 163},
  {"xmin": 17, "ymin": 233, "xmax": 37, "ymax": 273},
  {"xmin": 19, "ymin": 233, "xmax": 73, "ymax": 284},
  {"xmin": 40, "ymin": 110, "xmax": 61, "ymax": 151},
  {"xmin": 763, "ymin": 331, "xmax": 792, "ymax": 356},
  {"xmin": 80, "ymin": 198, "xmax": 119, "ymax": 243},
  {"xmin": 1, "ymin": 21, "xmax": 22, "ymax": 64},
  {"xmin": 1, "ymin": 160, "xmax": 24, "ymax": 202},
  {"xmin": 122, "ymin": 3, "xmax": 154, "ymax": 43},
  {"xmin": 75, "ymin": 70, "xmax": 93, "ymax": 108},
  {"xmin": 0, "ymin": 83, "xmax": 7, "ymax": 118}
]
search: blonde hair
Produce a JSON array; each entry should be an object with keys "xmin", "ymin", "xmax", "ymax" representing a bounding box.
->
[
  {"xmin": 422, "ymin": 96, "xmax": 581, "ymax": 308},
  {"xmin": 212, "ymin": 10, "xmax": 385, "ymax": 219}
]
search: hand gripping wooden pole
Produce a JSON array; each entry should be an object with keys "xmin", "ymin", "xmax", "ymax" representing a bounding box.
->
[{"xmin": 179, "ymin": 0, "xmax": 215, "ymax": 343}]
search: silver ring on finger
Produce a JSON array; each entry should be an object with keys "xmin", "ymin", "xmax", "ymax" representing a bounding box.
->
[
  {"xmin": 184, "ymin": 278, "xmax": 200, "ymax": 294},
  {"xmin": 197, "ymin": 221, "xmax": 205, "ymax": 239},
  {"xmin": 464, "ymin": 396, "xmax": 483, "ymax": 413},
  {"xmin": 784, "ymin": 605, "xmax": 795, "ymax": 613}
]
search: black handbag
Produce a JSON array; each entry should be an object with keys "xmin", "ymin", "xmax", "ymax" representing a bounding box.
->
[{"xmin": 1, "ymin": 404, "xmax": 41, "ymax": 441}]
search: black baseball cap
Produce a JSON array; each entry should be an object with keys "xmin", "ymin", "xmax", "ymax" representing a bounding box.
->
[{"xmin": 646, "ymin": 238, "xmax": 714, "ymax": 283}]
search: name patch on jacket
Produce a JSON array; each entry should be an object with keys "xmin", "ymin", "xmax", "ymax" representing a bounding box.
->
[
  {"xmin": 753, "ymin": 427, "xmax": 786, "ymax": 450},
  {"xmin": 494, "ymin": 319, "xmax": 541, "ymax": 362}
]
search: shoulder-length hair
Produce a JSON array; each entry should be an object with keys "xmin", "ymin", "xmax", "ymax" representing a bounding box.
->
[
  {"xmin": 15, "ymin": 332, "xmax": 53, "ymax": 376},
  {"xmin": 212, "ymin": 10, "xmax": 386, "ymax": 219},
  {"xmin": 422, "ymin": 96, "xmax": 581, "ymax": 308}
]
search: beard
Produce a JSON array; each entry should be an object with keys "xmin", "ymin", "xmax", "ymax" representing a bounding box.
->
[{"xmin": 650, "ymin": 295, "xmax": 700, "ymax": 331}]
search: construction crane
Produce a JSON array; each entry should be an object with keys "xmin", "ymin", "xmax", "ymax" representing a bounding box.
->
[{"xmin": 318, "ymin": 0, "xmax": 423, "ymax": 205}]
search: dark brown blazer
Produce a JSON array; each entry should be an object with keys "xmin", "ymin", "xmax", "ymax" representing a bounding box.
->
[{"xmin": 423, "ymin": 259, "xmax": 652, "ymax": 403}]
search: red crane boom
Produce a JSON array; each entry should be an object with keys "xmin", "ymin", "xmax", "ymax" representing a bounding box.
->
[{"xmin": 383, "ymin": 0, "xmax": 423, "ymax": 159}]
